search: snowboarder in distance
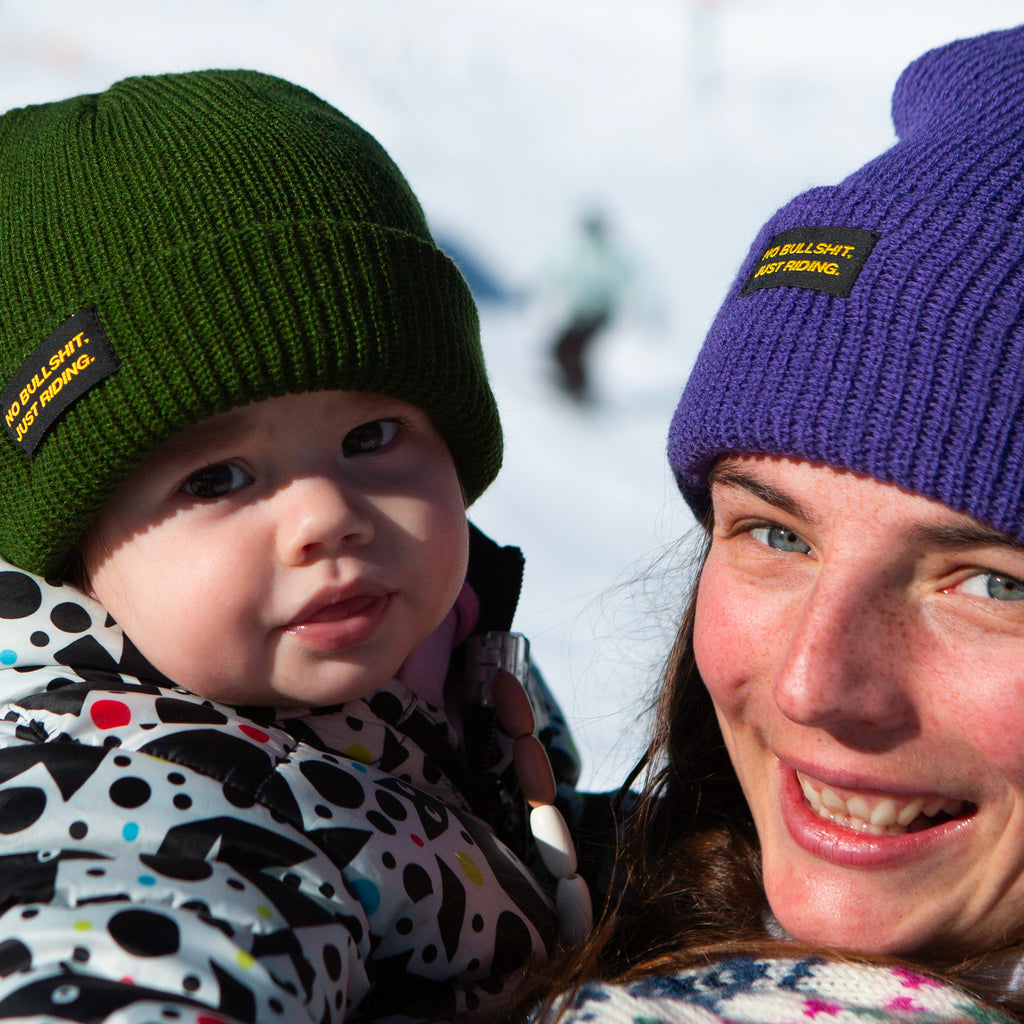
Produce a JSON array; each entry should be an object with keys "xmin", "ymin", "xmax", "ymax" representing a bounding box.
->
[{"xmin": 547, "ymin": 209, "xmax": 634, "ymax": 401}]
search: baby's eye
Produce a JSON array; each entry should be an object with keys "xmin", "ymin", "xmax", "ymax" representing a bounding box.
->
[
  {"xmin": 181, "ymin": 463, "xmax": 253, "ymax": 499},
  {"xmin": 750, "ymin": 524, "xmax": 811, "ymax": 554},
  {"xmin": 342, "ymin": 419, "xmax": 400, "ymax": 456},
  {"xmin": 958, "ymin": 571, "xmax": 1024, "ymax": 601}
]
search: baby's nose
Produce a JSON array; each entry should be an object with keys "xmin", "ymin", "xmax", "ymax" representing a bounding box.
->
[{"xmin": 275, "ymin": 475, "xmax": 374, "ymax": 565}]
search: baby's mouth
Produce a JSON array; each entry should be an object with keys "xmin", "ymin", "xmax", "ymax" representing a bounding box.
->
[{"xmin": 797, "ymin": 772, "xmax": 971, "ymax": 835}]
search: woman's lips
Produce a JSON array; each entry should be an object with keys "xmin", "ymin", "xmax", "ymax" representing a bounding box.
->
[
  {"xmin": 780, "ymin": 763, "xmax": 975, "ymax": 867},
  {"xmin": 284, "ymin": 593, "xmax": 391, "ymax": 652}
]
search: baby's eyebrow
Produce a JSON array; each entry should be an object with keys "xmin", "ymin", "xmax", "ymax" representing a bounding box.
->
[{"xmin": 156, "ymin": 415, "xmax": 251, "ymax": 464}]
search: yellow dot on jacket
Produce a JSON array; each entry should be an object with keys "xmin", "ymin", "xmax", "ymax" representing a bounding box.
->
[{"xmin": 456, "ymin": 851, "xmax": 484, "ymax": 886}]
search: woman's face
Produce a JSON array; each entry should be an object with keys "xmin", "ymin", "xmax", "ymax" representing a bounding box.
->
[{"xmin": 695, "ymin": 453, "xmax": 1024, "ymax": 957}]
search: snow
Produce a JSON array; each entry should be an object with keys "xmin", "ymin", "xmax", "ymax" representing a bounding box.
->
[{"xmin": 3, "ymin": 0, "xmax": 1023, "ymax": 789}]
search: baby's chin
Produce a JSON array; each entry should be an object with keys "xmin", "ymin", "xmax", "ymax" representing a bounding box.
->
[
  {"xmin": 179, "ymin": 678, "xmax": 389, "ymax": 712},
  {"xmin": 146, "ymin": 633, "xmax": 414, "ymax": 712}
]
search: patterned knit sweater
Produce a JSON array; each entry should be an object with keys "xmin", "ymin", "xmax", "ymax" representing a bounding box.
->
[{"xmin": 547, "ymin": 956, "xmax": 1015, "ymax": 1024}]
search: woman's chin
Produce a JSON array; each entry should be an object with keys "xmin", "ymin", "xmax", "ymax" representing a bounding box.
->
[
  {"xmin": 761, "ymin": 853, "xmax": 955, "ymax": 958},
  {"xmin": 764, "ymin": 870, "xmax": 988, "ymax": 960}
]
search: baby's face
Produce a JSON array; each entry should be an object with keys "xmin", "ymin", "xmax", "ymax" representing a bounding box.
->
[{"xmin": 81, "ymin": 391, "xmax": 468, "ymax": 709}]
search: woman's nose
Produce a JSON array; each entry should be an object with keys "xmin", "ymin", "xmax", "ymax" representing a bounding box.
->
[
  {"xmin": 275, "ymin": 474, "xmax": 374, "ymax": 565},
  {"xmin": 771, "ymin": 574, "xmax": 917, "ymax": 743}
]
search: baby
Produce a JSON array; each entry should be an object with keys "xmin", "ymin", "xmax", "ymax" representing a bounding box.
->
[{"xmin": 0, "ymin": 69, "xmax": 585, "ymax": 1023}]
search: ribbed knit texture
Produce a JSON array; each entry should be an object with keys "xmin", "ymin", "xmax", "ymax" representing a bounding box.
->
[
  {"xmin": 669, "ymin": 25, "xmax": 1024, "ymax": 543},
  {"xmin": 0, "ymin": 69, "xmax": 499, "ymax": 576}
]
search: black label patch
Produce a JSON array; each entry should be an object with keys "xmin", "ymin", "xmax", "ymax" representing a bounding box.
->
[
  {"xmin": 740, "ymin": 226, "xmax": 880, "ymax": 298},
  {"xmin": 2, "ymin": 308, "xmax": 120, "ymax": 457}
]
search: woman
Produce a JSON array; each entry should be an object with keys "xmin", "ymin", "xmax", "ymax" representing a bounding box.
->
[{"xmin": 527, "ymin": 22, "xmax": 1024, "ymax": 1024}]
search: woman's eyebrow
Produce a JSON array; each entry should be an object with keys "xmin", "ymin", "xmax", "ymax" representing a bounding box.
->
[
  {"xmin": 909, "ymin": 521, "xmax": 1024, "ymax": 554},
  {"xmin": 709, "ymin": 467, "xmax": 811, "ymax": 521}
]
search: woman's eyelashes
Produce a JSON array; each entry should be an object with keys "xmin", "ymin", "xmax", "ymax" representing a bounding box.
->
[
  {"xmin": 181, "ymin": 462, "xmax": 254, "ymax": 500},
  {"xmin": 342, "ymin": 418, "xmax": 402, "ymax": 456},
  {"xmin": 743, "ymin": 523, "xmax": 1024, "ymax": 603},
  {"xmin": 953, "ymin": 570, "xmax": 1024, "ymax": 602},
  {"xmin": 749, "ymin": 523, "xmax": 812, "ymax": 554}
]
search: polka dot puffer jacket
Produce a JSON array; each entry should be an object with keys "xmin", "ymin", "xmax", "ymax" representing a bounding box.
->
[{"xmin": 0, "ymin": 536, "xmax": 576, "ymax": 1023}]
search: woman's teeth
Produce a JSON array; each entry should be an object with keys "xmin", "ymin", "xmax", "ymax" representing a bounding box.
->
[{"xmin": 797, "ymin": 773, "xmax": 965, "ymax": 835}]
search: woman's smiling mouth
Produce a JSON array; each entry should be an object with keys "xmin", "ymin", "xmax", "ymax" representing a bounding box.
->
[{"xmin": 796, "ymin": 771, "xmax": 971, "ymax": 836}]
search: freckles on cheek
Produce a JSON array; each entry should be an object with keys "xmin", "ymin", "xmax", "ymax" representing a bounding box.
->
[
  {"xmin": 693, "ymin": 576, "xmax": 738, "ymax": 687},
  {"xmin": 693, "ymin": 571, "xmax": 767, "ymax": 715},
  {"xmin": 957, "ymin": 703, "xmax": 1024, "ymax": 770}
]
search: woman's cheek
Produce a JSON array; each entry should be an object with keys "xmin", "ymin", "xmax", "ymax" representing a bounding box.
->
[{"xmin": 693, "ymin": 563, "xmax": 755, "ymax": 705}]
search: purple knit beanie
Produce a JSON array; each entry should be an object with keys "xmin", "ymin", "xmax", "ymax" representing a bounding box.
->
[{"xmin": 669, "ymin": 25, "xmax": 1024, "ymax": 542}]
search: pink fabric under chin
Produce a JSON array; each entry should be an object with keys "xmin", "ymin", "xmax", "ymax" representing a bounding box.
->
[{"xmin": 395, "ymin": 582, "xmax": 480, "ymax": 717}]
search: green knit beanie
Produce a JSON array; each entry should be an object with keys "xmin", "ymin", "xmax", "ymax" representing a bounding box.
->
[{"xmin": 0, "ymin": 69, "xmax": 501, "ymax": 577}]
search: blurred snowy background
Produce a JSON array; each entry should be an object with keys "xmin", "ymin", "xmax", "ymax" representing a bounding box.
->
[{"xmin": 3, "ymin": 0, "xmax": 1022, "ymax": 790}]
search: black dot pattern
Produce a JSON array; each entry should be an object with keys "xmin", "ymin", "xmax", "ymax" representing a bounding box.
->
[
  {"xmin": 50, "ymin": 602, "xmax": 90, "ymax": 633},
  {"xmin": 0, "ymin": 562, "xmax": 576, "ymax": 1021},
  {"xmin": 0, "ymin": 573, "xmax": 41, "ymax": 619}
]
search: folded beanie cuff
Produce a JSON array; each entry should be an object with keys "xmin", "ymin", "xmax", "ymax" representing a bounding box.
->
[
  {"xmin": 0, "ymin": 69, "xmax": 502, "ymax": 577},
  {"xmin": 668, "ymin": 25, "xmax": 1024, "ymax": 545},
  {"xmin": 0, "ymin": 220, "xmax": 495, "ymax": 576}
]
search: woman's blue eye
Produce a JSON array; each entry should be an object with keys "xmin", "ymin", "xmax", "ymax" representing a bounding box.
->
[
  {"xmin": 750, "ymin": 525, "xmax": 811, "ymax": 554},
  {"xmin": 343, "ymin": 419, "xmax": 400, "ymax": 456},
  {"xmin": 181, "ymin": 463, "xmax": 253, "ymax": 499},
  {"xmin": 960, "ymin": 571, "xmax": 1024, "ymax": 601}
]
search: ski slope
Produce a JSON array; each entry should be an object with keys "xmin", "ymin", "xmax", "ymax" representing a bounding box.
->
[{"xmin": 2, "ymin": 0, "xmax": 1022, "ymax": 788}]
